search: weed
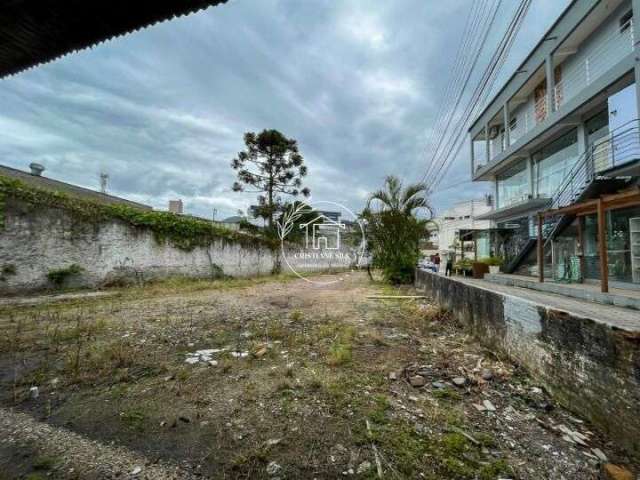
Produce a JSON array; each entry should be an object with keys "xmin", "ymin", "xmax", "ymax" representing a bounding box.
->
[
  {"xmin": 327, "ymin": 341, "xmax": 352, "ymax": 366},
  {"xmin": 289, "ymin": 309, "xmax": 304, "ymax": 322},
  {"xmin": 120, "ymin": 407, "xmax": 147, "ymax": 432},
  {"xmin": 47, "ymin": 264, "xmax": 83, "ymax": 287},
  {"xmin": 32, "ymin": 455, "xmax": 57, "ymax": 471}
]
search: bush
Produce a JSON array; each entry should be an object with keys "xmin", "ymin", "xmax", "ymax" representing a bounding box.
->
[
  {"xmin": 479, "ymin": 256, "xmax": 503, "ymax": 266},
  {"xmin": 365, "ymin": 210, "xmax": 425, "ymax": 284},
  {"xmin": 454, "ymin": 258, "xmax": 473, "ymax": 270},
  {"xmin": 47, "ymin": 264, "xmax": 83, "ymax": 286}
]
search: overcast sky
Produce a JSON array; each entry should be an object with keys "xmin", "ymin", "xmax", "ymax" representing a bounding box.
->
[{"xmin": 0, "ymin": 0, "xmax": 569, "ymax": 220}]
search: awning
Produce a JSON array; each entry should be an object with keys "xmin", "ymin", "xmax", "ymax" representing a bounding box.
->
[{"xmin": 475, "ymin": 197, "xmax": 551, "ymax": 221}]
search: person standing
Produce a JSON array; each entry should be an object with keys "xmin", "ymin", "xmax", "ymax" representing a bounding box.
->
[
  {"xmin": 445, "ymin": 256, "xmax": 453, "ymax": 276},
  {"xmin": 433, "ymin": 253, "xmax": 441, "ymax": 273}
]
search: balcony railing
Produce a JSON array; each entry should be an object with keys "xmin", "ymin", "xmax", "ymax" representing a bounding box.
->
[
  {"xmin": 553, "ymin": 19, "xmax": 634, "ymax": 111},
  {"xmin": 550, "ymin": 119, "xmax": 640, "ymax": 211}
]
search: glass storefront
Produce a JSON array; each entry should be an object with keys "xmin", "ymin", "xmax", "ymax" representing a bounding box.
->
[
  {"xmin": 497, "ymin": 160, "xmax": 529, "ymax": 209},
  {"xmin": 533, "ymin": 129, "xmax": 579, "ymax": 198},
  {"xmin": 581, "ymin": 206, "xmax": 640, "ymax": 285}
]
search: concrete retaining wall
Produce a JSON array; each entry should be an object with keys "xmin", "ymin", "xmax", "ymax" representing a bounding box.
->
[
  {"xmin": 0, "ymin": 199, "xmax": 359, "ymax": 294},
  {"xmin": 416, "ymin": 269, "xmax": 640, "ymax": 458}
]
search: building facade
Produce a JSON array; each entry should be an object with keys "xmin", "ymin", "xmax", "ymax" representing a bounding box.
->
[
  {"xmin": 435, "ymin": 197, "xmax": 494, "ymax": 260},
  {"xmin": 469, "ymin": 0, "xmax": 640, "ymax": 289}
]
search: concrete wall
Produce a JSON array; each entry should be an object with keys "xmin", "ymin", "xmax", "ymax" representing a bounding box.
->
[
  {"xmin": 0, "ymin": 199, "xmax": 360, "ymax": 294},
  {"xmin": 415, "ymin": 269, "xmax": 640, "ymax": 458}
]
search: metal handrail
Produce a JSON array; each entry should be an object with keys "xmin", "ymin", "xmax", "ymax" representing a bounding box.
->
[
  {"xmin": 539, "ymin": 119, "xmax": 640, "ymax": 248},
  {"xmin": 550, "ymin": 119, "xmax": 640, "ymax": 211}
]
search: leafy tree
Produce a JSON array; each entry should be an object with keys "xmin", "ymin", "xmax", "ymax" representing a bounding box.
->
[
  {"xmin": 363, "ymin": 175, "xmax": 433, "ymax": 283},
  {"xmin": 231, "ymin": 129, "xmax": 310, "ymax": 228}
]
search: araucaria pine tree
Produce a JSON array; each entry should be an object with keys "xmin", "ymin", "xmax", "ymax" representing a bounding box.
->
[{"xmin": 231, "ymin": 129, "xmax": 310, "ymax": 228}]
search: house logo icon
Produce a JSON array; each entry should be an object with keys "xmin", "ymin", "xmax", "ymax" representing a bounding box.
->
[
  {"xmin": 299, "ymin": 214, "xmax": 346, "ymax": 250},
  {"xmin": 277, "ymin": 200, "xmax": 367, "ymax": 285}
]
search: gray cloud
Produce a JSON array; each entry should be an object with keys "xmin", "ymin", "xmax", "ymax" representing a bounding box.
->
[{"xmin": 0, "ymin": 0, "xmax": 568, "ymax": 219}]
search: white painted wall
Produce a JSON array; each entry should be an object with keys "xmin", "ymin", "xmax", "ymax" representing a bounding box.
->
[
  {"xmin": 0, "ymin": 199, "xmax": 361, "ymax": 294},
  {"xmin": 434, "ymin": 199, "xmax": 493, "ymax": 257}
]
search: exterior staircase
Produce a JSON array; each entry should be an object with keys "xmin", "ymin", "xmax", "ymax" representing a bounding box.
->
[{"xmin": 505, "ymin": 120, "xmax": 640, "ymax": 274}]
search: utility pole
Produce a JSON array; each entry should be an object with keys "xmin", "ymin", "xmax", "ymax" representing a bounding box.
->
[{"xmin": 99, "ymin": 172, "xmax": 109, "ymax": 193}]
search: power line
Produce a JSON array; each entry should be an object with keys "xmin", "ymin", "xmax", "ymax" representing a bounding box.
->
[
  {"xmin": 425, "ymin": 0, "xmax": 532, "ymax": 192},
  {"xmin": 422, "ymin": 0, "xmax": 501, "ymax": 185},
  {"xmin": 417, "ymin": 0, "xmax": 491, "ymax": 181}
]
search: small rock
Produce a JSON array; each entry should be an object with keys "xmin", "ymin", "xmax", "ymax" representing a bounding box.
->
[
  {"xmin": 452, "ymin": 377, "xmax": 467, "ymax": 387},
  {"xmin": 432, "ymin": 381, "xmax": 446, "ymax": 389},
  {"xmin": 253, "ymin": 346, "xmax": 268, "ymax": 358},
  {"xmin": 602, "ymin": 464, "xmax": 634, "ymax": 480},
  {"xmin": 357, "ymin": 461, "xmax": 372, "ymax": 474},
  {"xmin": 388, "ymin": 371, "xmax": 398, "ymax": 381},
  {"xmin": 29, "ymin": 386, "xmax": 39, "ymax": 399},
  {"xmin": 131, "ymin": 466, "xmax": 142, "ymax": 476},
  {"xmin": 592, "ymin": 448, "xmax": 608, "ymax": 462},
  {"xmin": 409, "ymin": 375, "xmax": 426, "ymax": 387},
  {"xmin": 266, "ymin": 438, "xmax": 281, "ymax": 446},
  {"xmin": 208, "ymin": 360, "xmax": 219, "ymax": 367},
  {"xmin": 481, "ymin": 369, "xmax": 493, "ymax": 381},
  {"xmin": 266, "ymin": 461, "xmax": 281, "ymax": 476},
  {"xmin": 482, "ymin": 400, "xmax": 496, "ymax": 412},
  {"xmin": 408, "ymin": 395, "xmax": 419, "ymax": 402}
]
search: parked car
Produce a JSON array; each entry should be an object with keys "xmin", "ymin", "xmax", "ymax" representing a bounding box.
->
[{"xmin": 419, "ymin": 260, "xmax": 437, "ymax": 272}]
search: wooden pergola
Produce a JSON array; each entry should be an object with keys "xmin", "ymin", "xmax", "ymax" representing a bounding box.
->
[{"xmin": 537, "ymin": 187, "xmax": 640, "ymax": 293}]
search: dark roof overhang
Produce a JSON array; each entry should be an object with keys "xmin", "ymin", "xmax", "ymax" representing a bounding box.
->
[{"xmin": 0, "ymin": 0, "xmax": 227, "ymax": 79}]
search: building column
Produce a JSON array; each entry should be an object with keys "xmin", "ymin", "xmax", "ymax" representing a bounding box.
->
[
  {"xmin": 470, "ymin": 134, "xmax": 475, "ymax": 176},
  {"xmin": 503, "ymin": 103, "xmax": 510, "ymax": 149},
  {"xmin": 494, "ymin": 179, "xmax": 500, "ymax": 209},
  {"xmin": 537, "ymin": 214, "xmax": 544, "ymax": 283},
  {"xmin": 527, "ymin": 155, "xmax": 535, "ymax": 198},
  {"xmin": 597, "ymin": 198, "xmax": 609, "ymax": 293},
  {"xmin": 485, "ymin": 124, "xmax": 491, "ymax": 162},
  {"xmin": 545, "ymin": 54, "xmax": 555, "ymax": 116},
  {"xmin": 633, "ymin": 0, "xmax": 640, "ymax": 117}
]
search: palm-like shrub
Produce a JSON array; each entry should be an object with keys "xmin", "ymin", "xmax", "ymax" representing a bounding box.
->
[{"xmin": 363, "ymin": 176, "xmax": 434, "ymax": 284}]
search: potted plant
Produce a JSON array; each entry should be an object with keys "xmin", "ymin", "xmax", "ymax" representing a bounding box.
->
[
  {"xmin": 481, "ymin": 256, "xmax": 503, "ymax": 275},
  {"xmin": 454, "ymin": 258, "xmax": 473, "ymax": 276}
]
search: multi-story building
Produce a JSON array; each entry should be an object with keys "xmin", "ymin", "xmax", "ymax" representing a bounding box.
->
[
  {"xmin": 469, "ymin": 0, "xmax": 640, "ymax": 290},
  {"xmin": 435, "ymin": 197, "xmax": 494, "ymax": 260}
]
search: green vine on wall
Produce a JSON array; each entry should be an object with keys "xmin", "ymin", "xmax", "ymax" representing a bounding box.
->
[{"xmin": 0, "ymin": 176, "xmax": 278, "ymax": 252}]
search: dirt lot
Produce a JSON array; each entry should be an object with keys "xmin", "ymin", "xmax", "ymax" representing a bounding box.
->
[{"xmin": 0, "ymin": 272, "xmax": 636, "ymax": 479}]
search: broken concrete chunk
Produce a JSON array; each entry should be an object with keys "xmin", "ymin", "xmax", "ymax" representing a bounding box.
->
[
  {"xmin": 591, "ymin": 448, "xmax": 608, "ymax": 462},
  {"xmin": 409, "ymin": 375, "xmax": 426, "ymax": 387},
  {"xmin": 357, "ymin": 461, "xmax": 372, "ymax": 474},
  {"xmin": 482, "ymin": 400, "xmax": 496, "ymax": 412},
  {"xmin": 451, "ymin": 376, "xmax": 467, "ymax": 387},
  {"xmin": 266, "ymin": 461, "xmax": 282, "ymax": 476}
]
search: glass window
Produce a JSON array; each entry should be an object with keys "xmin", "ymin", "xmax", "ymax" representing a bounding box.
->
[
  {"xmin": 497, "ymin": 160, "xmax": 529, "ymax": 208},
  {"xmin": 533, "ymin": 129, "xmax": 579, "ymax": 198}
]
